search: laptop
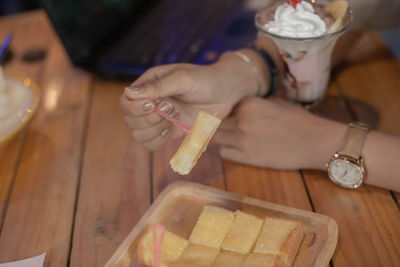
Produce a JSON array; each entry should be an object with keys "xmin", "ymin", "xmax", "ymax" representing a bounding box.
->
[{"xmin": 39, "ymin": 0, "xmax": 259, "ymax": 78}]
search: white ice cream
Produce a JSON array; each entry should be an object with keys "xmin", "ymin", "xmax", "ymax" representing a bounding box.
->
[{"xmin": 265, "ymin": 2, "xmax": 326, "ymax": 38}]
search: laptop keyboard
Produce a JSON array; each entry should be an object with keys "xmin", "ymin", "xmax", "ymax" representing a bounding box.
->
[{"xmin": 113, "ymin": 0, "xmax": 240, "ymax": 66}]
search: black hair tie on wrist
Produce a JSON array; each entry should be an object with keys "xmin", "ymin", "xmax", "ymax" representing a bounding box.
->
[{"xmin": 249, "ymin": 45, "xmax": 278, "ymax": 98}]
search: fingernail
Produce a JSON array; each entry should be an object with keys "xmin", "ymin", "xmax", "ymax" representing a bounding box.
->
[
  {"xmin": 142, "ymin": 101, "xmax": 155, "ymax": 112},
  {"xmin": 169, "ymin": 107, "xmax": 178, "ymax": 117},
  {"xmin": 126, "ymin": 86, "xmax": 144, "ymax": 95},
  {"xmin": 161, "ymin": 127, "xmax": 171, "ymax": 137},
  {"xmin": 159, "ymin": 102, "xmax": 173, "ymax": 113}
]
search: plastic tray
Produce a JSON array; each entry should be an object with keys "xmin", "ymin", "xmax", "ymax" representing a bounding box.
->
[{"xmin": 105, "ymin": 181, "xmax": 338, "ymax": 267}]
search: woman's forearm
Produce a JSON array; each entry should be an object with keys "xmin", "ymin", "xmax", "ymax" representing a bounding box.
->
[
  {"xmin": 363, "ymin": 131, "xmax": 400, "ymax": 192},
  {"xmin": 303, "ymin": 116, "xmax": 400, "ymax": 192},
  {"xmin": 318, "ymin": 126, "xmax": 400, "ymax": 192}
]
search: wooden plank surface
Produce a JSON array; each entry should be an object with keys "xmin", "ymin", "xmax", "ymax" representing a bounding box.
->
[
  {"xmin": 224, "ymin": 161, "xmax": 313, "ymax": 211},
  {"xmin": 304, "ymin": 31, "xmax": 400, "ymax": 266},
  {"xmin": 305, "ymin": 172, "xmax": 400, "ymax": 266},
  {"xmin": 0, "ymin": 11, "xmax": 92, "ymax": 266},
  {"xmin": 0, "ymin": 136, "xmax": 25, "ymax": 228},
  {"xmin": 69, "ymin": 80, "xmax": 151, "ymax": 266}
]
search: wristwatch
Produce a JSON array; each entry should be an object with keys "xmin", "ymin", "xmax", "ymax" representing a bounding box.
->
[{"xmin": 327, "ymin": 122, "xmax": 369, "ymax": 188}]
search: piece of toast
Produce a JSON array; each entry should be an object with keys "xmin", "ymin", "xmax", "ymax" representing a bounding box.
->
[
  {"xmin": 244, "ymin": 253, "xmax": 288, "ymax": 267},
  {"xmin": 170, "ymin": 111, "xmax": 221, "ymax": 175},
  {"xmin": 169, "ymin": 244, "xmax": 219, "ymax": 267},
  {"xmin": 210, "ymin": 251, "xmax": 246, "ymax": 267},
  {"xmin": 253, "ymin": 217, "xmax": 304, "ymax": 265},
  {"xmin": 137, "ymin": 227, "xmax": 189, "ymax": 267},
  {"xmin": 189, "ymin": 205, "xmax": 234, "ymax": 249},
  {"xmin": 221, "ymin": 210, "xmax": 264, "ymax": 254}
]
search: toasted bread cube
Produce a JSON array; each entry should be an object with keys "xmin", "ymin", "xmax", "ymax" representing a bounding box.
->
[
  {"xmin": 138, "ymin": 228, "xmax": 189, "ymax": 267},
  {"xmin": 244, "ymin": 253, "xmax": 288, "ymax": 267},
  {"xmin": 253, "ymin": 217, "xmax": 303, "ymax": 265},
  {"xmin": 210, "ymin": 251, "xmax": 246, "ymax": 267},
  {"xmin": 170, "ymin": 244, "xmax": 219, "ymax": 267},
  {"xmin": 221, "ymin": 210, "xmax": 263, "ymax": 254},
  {"xmin": 189, "ymin": 205, "xmax": 234, "ymax": 249},
  {"xmin": 170, "ymin": 111, "xmax": 221, "ymax": 175}
]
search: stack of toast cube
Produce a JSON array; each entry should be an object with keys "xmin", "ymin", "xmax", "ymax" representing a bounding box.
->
[{"xmin": 138, "ymin": 205, "xmax": 304, "ymax": 267}]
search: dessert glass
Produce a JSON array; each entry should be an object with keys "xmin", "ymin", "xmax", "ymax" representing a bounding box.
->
[{"xmin": 255, "ymin": 0, "xmax": 352, "ymax": 108}]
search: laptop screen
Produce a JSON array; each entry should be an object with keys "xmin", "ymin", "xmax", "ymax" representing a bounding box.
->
[{"xmin": 40, "ymin": 0, "xmax": 150, "ymax": 66}]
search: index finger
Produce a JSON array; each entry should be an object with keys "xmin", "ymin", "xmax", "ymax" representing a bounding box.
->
[{"xmin": 124, "ymin": 68, "xmax": 195, "ymax": 101}]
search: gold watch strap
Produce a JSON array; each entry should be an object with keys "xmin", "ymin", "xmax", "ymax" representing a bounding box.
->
[{"xmin": 339, "ymin": 122, "xmax": 369, "ymax": 159}]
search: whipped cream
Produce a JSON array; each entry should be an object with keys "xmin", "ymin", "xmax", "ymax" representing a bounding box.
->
[{"xmin": 265, "ymin": 1, "xmax": 326, "ymax": 38}]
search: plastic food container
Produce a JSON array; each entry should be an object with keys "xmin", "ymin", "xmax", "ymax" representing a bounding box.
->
[{"xmin": 106, "ymin": 181, "xmax": 338, "ymax": 267}]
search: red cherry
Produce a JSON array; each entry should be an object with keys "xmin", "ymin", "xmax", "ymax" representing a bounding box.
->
[{"xmin": 287, "ymin": 0, "xmax": 301, "ymax": 7}]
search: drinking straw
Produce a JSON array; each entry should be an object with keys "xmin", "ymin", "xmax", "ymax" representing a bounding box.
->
[
  {"xmin": 152, "ymin": 224, "xmax": 166, "ymax": 267},
  {"xmin": 155, "ymin": 108, "xmax": 191, "ymax": 133}
]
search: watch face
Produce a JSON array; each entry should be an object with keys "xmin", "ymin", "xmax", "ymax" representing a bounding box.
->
[{"xmin": 328, "ymin": 159, "xmax": 363, "ymax": 188}]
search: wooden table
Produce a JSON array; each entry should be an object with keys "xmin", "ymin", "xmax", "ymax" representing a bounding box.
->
[{"xmin": 0, "ymin": 10, "xmax": 399, "ymax": 267}]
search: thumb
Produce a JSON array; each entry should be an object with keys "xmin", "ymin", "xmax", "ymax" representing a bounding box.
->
[{"xmin": 124, "ymin": 70, "xmax": 193, "ymax": 101}]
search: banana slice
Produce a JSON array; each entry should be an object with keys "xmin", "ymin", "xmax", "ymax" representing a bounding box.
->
[
  {"xmin": 325, "ymin": 1, "xmax": 348, "ymax": 32},
  {"xmin": 170, "ymin": 111, "xmax": 221, "ymax": 175}
]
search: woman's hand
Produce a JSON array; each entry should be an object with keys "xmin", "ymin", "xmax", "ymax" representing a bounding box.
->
[
  {"xmin": 120, "ymin": 53, "xmax": 261, "ymax": 151},
  {"xmin": 214, "ymin": 97, "xmax": 347, "ymax": 170}
]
